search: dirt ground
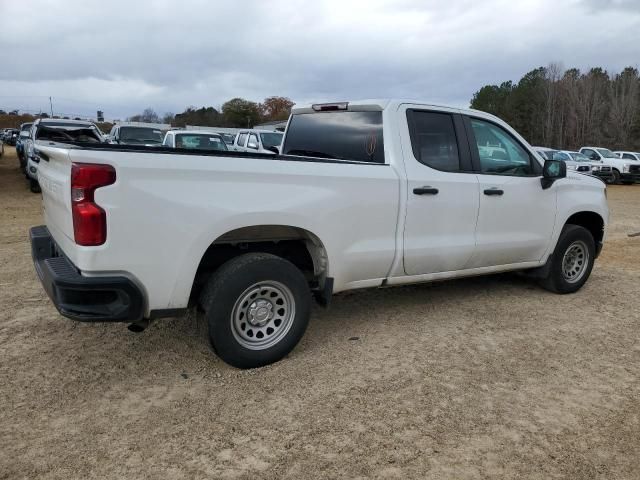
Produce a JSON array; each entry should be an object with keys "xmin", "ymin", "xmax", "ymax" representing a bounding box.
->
[{"xmin": 1, "ymin": 146, "xmax": 639, "ymax": 480}]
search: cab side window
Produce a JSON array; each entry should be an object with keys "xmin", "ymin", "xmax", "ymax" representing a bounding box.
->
[
  {"xmin": 407, "ymin": 110, "xmax": 460, "ymax": 172},
  {"xmin": 237, "ymin": 133, "xmax": 248, "ymax": 147},
  {"xmin": 622, "ymin": 153, "xmax": 636, "ymax": 160},
  {"xmin": 468, "ymin": 118, "xmax": 537, "ymax": 176},
  {"xmin": 247, "ymin": 133, "xmax": 259, "ymax": 149}
]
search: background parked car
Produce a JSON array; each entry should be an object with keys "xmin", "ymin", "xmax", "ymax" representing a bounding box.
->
[
  {"xmin": 162, "ymin": 130, "xmax": 228, "ymax": 151},
  {"xmin": 16, "ymin": 124, "xmax": 33, "ymax": 174},
  {"xmin": 555, "ymin": 150, "xmax": 614, "ymax": 183},
  {"xmin": 109, "ymin": 122, "xmax": 168, "ymax": 146},
  {"xmin": 5, "ymin": 128, "xmax": 19, "ymax": 146},
  {"xmin": 25, "ymin": 119, "xmax": 103, "ymax": 193},
  {"xmin": 232, "ymin": 129, "xmax": 283, "ymax": 154},
  {"xmin": 534, "ymin": 147, "xmax": 613, "ymax": 182},
  {"xmin": 580, "ymin": 146, "xmax": 640, "ymax": 184},
  {"xmin": 613, "ymin": 151, "xmax": 640, "ymax": 162}
]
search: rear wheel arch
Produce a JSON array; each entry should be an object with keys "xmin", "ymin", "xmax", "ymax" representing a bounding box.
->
[{"xmin": 190, "ymin": 225, "xmax": 329, "ymax": 306}]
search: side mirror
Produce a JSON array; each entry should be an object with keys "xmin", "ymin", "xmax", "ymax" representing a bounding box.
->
[
  {"xmin": 247, "ymin": 141, "xmax": 258, "ymax": 149},
  {"xmin": 541, "ymin": 159, "xmax": 566, "ymax": 189},
  {"xmin": 265, "ymin": 145, "xmax": 279, "ymax": 154},
  {"xmin": 589, "ymin": 154, "xmax": 599, "ymax": 161}
]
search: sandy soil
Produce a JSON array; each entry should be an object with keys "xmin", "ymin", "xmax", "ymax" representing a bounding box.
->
[{"xmin": 1, "ymin": 146, "xmax": 639, "ymax": 479}]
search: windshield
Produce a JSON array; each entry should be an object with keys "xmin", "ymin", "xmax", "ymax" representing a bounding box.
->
[
  {"xmin": 596, "ymin": 148, "xmax": 617, "ymax": 158},
  {"xmin": 36, "ymin": 124, "xmax": 102, "ymax": 143},
  {"xmin": 120, "ymin": 127, "xmax": 164, "ymax": 144},
  {"xmin": 536, "ymin": 149, "xmax": 556, "ymax": 160},
  {"xmin": 552, "ymin": 151, "xmax": 570, "ymax": 161},
  {"xmin": 175, "ymin": 134, "xmax": 228, "ymax": 151},
  {"xmin": 260, "ymin": 132, "xmax": 283, "ymax": 149},
  {"xmin": 20, "ymin": 124, "xmax": 33, "ymax": 131},
  {"xmin": 569, "ymin": 152, "xmax": 590, "ymax": 162},
  {"xmin": 220, "ymin": 133, "xmax": 236, "ymax": 145}
]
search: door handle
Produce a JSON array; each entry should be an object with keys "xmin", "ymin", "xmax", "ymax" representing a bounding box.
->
[
  {"xmin": 483, "ymin": 188, "xmax": 504, "ymax": 196},
  {"xmin": 413, "ymin": 186, "xmax": 439, "ymax": 195}
]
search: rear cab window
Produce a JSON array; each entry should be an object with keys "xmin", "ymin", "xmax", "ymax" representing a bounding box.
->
[{"xmin": 283, "ymin": 111, "xmax": 385, "ymax": 163}]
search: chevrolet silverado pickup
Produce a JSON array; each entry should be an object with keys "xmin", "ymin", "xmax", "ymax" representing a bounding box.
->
[{"xmin": 31, "ymin": 100, "xmax": 609, "ymax": 368}]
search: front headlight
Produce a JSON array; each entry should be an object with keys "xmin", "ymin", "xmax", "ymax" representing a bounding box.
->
[
  {"xmin": 622, "ymin": 164, "xmax": 630, "ymax": 173},
  {"xmin": 591, "ymin": 165, "xmax": 600, "ymax": 171}
]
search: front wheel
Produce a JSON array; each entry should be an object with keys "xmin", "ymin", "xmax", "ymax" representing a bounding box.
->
[
  {"xmin": 611, "ymin": 169, "xmax": 621, "ymax": 185},
  {"xmin": 199, "ymin": 253, "xmax": 311, "ymax": 368},
  {"xmin": 540, "ymin": 225, "xmax": 595, "ymax": 294}
]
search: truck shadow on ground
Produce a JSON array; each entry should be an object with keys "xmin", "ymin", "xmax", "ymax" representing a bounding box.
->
[{"xmin": 75, "ymin": 271, "xmax": 548, "ymax": 370}]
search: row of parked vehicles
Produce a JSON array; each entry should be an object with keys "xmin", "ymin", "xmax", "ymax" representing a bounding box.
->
[
  {"xmin": 11, "ymin": 120, "xmax": 285, "ymax": 192},
  {"xmin": 534, "ymin": 146, "xmax": 640, "ymax": 184},
  {"xmin": 1, "ymin": 128, "xmax": 20, "ymax": 146}
]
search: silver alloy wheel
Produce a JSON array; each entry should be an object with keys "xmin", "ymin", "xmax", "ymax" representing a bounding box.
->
[
  {"xmin": 562, "ymin": 240, "xmax": 589, "ymax": 283},
  {"xmin": 231, "ymin": 281, "xmax": 296, "ymax": 350}
]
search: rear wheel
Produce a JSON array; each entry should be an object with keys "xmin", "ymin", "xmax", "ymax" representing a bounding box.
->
[
  {"xmin": 199, "ymin": 253, "xmax": 311, "ymax": 368},
  {"xmin": 540, "ymin": 225, "xmax": 595, "ymax": 294}
]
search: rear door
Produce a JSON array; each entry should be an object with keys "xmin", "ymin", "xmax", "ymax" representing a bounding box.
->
[
  {"xmin": 464, "ymin": 116, "xmax": 556, "ymax": 268},
  {"xmin": 401, "ymin": 106, "xmax": 480, "ymax": 275}
]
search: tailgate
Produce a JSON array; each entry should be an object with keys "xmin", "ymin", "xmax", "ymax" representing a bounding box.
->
[{"xmin": 36, "ymin": 144, "xmax": 75, "ymax": 243}]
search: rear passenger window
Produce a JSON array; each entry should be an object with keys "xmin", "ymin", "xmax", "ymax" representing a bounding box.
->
[
  {"xmin": 237, "ymin": 133, "xmax": 248, "ymax": 147},
  {"xmin": 407, "ymin": 111, "xmax": 460, "ymax": 171},
  {"xmin": 283, "ymin": 111, "xmax": 385, "ymax": 163}
]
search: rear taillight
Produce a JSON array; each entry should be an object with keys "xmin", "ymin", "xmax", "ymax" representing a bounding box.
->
[{"xmin": 71, "ymin": 163, "xmax": 116, "ymax": 246}]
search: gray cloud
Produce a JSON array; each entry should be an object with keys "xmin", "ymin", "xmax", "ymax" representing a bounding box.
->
[{"xmin": 1, "ymin": 0, "xmax": 639, "ymax": 120}]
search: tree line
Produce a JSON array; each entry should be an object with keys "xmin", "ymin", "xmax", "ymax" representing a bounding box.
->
[
  {"xmin": 128, "ymin": 96, "xmax": 294, "ymax": 128},
  {"xmin": 470, "ymin": 64, "xmax": 640, "ymax": 151}
]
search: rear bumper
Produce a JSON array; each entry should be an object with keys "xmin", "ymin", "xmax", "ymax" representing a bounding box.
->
[{"xmin": 30, "ymin": 225, "xmax": 144, "ymax": 322}]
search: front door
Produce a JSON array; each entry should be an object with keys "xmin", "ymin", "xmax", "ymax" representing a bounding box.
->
[
  {"xmin": 464, "ymin": 116, "xmax": 557, "ymax": 268},
  {"xmin": 401, "ymin": 108, "xmax": 480, "ymax": 275}
]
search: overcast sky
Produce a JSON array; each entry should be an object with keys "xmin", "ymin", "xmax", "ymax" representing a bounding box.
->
[{"xmin": 1, "ymin": 0, "xmax": 639, "ymax": 120}]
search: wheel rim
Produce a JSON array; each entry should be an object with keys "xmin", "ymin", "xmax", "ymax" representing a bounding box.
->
[
  {"xmin": 231, "ymin": 281, "xmax": 296, "ymax": 350},
  {"xmin": 562, "ymin": 240, "xmax": 589, "ymax": 284}
]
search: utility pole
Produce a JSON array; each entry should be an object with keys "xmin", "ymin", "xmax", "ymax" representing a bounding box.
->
[{"xmin": 49, "ymin": 97, "xmax": 53, "ymax": 117}]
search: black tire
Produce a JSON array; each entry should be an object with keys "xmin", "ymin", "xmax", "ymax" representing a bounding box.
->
[
  {"xmin": 29, "ymin": 179, "xmax": 41, "ymax": 193},
  {"xmin": 199, "ymin": 253, "xmax": 311, "ymax": 368},
  {"xmin": 611, "ymin": 169, "xmax": 621, "ymax": 185},
  {"xmin": 540, "ymin": 225, "xmax": 595, "ymax": 294}
]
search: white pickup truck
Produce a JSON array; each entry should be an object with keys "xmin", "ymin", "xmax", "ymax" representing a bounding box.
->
[
  {"xmin": 31, "ymin": 100, "xmax": 608, "ymax": 368},
  {"xmin": 579, "ymin": 146, "xmax": 640, "ymax": 184}
]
